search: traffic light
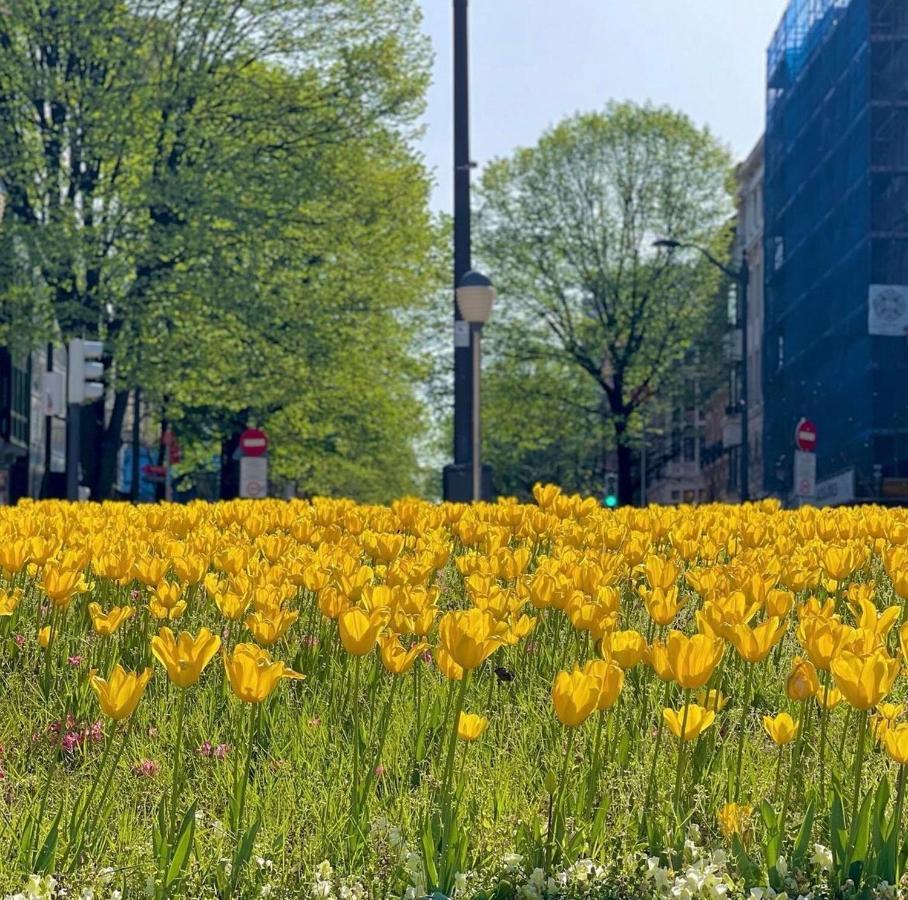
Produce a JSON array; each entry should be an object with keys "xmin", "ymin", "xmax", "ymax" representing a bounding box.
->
[
  {"xmin": 68, "ymin": 339, "xmax": 105, "ymax": 404},
  {"xmin": 603, "ymin": 472, "xmax": 619, "ymax": 508}
]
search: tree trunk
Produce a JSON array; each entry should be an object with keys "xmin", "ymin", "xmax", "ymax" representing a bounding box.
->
[
  {"xmin": 613, "ymin": 416, "xmax": 635, "ymax": 506},
  {"xmin": 90, "ymin": 389, "xmax": 130, "ymax": 500}
]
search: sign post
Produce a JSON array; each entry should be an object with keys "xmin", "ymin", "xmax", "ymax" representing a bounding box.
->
[
  {"xmin": 239, "ymin": 428, "xmax": 268, "ymax": 498},
  {"xmin": 793, "ymin": 417, "xmax": 817, "ymax": 502}
]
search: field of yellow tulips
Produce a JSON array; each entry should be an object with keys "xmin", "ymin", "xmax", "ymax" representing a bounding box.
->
[{"xmin": 2, "ymin": 489, "xmax": 908, "ymax": 899}]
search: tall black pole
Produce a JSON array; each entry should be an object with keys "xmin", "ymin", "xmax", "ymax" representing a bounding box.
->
[
  {"xmin": 739, "ymin": 252, "xmax": 750, "ymax": 502},
  {"xmin": 444, "ymin": 0, "xmax": 475, "ymax": 501}
]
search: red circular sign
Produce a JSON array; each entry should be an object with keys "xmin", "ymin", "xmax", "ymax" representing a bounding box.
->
[
  {"xmin": 795, "ymin": 418, "xmax": 817, "ymax": 452},
  {"xmin": 240, "ymin": 427, "xmax": 268, "ymax": 457}
]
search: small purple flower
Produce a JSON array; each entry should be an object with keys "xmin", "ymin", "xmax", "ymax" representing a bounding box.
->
[
  {"xmin": 13, "ymin": 634, "xmax": 25, "ymax": 648},
  {"xmin": 89, "ymin": 721, "xmax": 104, "ymax": 743},
  {"xmin": 213, "ymin": 743, "xmax": 230, "ymax": 760},
  {"xmin": 61, "ymin": 731, "xmax": 83, "ymax": 754},
  {"xmin": 132, "ymin": 759, "xmax": 159, "ymax": 778},
  {"xmin": 420, "ymin": 650, "xmax": 433, "ymax": 664},
  {"xmin": 147, "ymin": 725, "xmax": 158, "ymax": 739},
  {"xmin": 67, "ymin": 655, "xmax": 83, "ymax": 667},
  {"xmin": 198, "ymin": 740, "xmax": 213, "ymax": 757},
  {"xmin": 303, "ymin": 634, "xmax": 320, "ymax": 648}
]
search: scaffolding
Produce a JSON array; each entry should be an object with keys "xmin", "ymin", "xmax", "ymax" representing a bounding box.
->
[{"xmin": 763, "ymin": 0, "xmax": 908, "ymax": 498}]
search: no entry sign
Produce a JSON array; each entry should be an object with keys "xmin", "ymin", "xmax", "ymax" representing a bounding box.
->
[
  {"xmin": 794, "ymin": 418, "xmax": 817, "ymax": 453},
  {"xmin": 239, "ymin": 428, "xmax": 268, "ymax": 458}
]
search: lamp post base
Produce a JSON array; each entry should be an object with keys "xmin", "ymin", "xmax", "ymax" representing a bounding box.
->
[{"xmin": 442, "ymin": 463, "xmax": 494, "ymax": 503}]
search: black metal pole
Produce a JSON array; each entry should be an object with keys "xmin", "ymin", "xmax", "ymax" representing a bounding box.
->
[
  {"xmin": 41, "ymin": 342, "xmax": 53, "ymax": 498},
  {"xmin": 65, "ymin": 402, "xmax": 79, "ymax": 501},
  {"xmin": 444, "ymin": 0, "xmax": 474, "ymax": 501},
  {"xmin": 131, "ymin": 386, "xmax": 141, "ymax": 501},
  {"xmin": 739, "ymin": 252, "xmax": 750, "ymax": 503}
]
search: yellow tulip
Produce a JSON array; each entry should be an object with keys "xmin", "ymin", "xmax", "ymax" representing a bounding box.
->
[
  {"xmin": 786, "ymin": 656, "xmax": 820, "ymax": 701},
  {"xmin": 41, "ymin": 566, "xmax": 84, "ymax": 608},
  {"xmin": 663, "ymin": 703, "xmax": 715, "ymax": 741},
  {"xmin": 38, "ymin": 625, "xmax": 55, "ymax": 648},
  {"xmin": 729, "ymin": 617, "xmax": 786, "ymax": 663},
  {"xmin": 149, "ymin": 582, "xmax": 187, "ymax": 621},
  {"xmin": 831, "ymin": 649, "xmax": 900, "ymax": 710},
  {"xmin": 799, "ymin": 617, "xmax": 846, "ymax": 671},
  {"xmin": 815, "ymin": 684, "xmax": 843, "ymax": 710},
  {"xmin": 583, "ymin": 658, "xmax": 624, "ymax": 710},
  {"xmin": 883, "ymin": 723, "xmax": 908, "ymax": 765},
  {"xmin": 551, "ymin": 667, "xmax": 600, "ymax": 727},
  {"xmin": 438, "ymin": 608, "xmax": 504, "ymax": 671},
  {"xmin": 245, "ymin": 607, "xmax": 299, "ymax": 646},
  {"xmin": 88, "ymin": 602, "xmax": 134, "ymax": 637},
  {"xmin": 150, "ymin": 627, "xmax": 221, "ymax": 688},
  {"xmin": 457, "ymin": 712, "xmax": 489, "ymax": 741},
  {"xmin": 640, "ymin": 585, "xmax": 682, "ymax": 626},
  {"xmin": 223, "ymin": 643, "xmax": 303, "ymax": 703},
  {"xmin": 852, "ymin": 597, "xmax": 900, "ymax": 637},
  {"xmin": 379, "ymin": 636, "xmax": 429, "ymax": 675},
  {"xmin": 338, "ymin": 606, "xmax": 390, "ymax": 656},
  {"xmin": 645, "ymin": 640, "xmax": 674, "ymax": 682},
  {"xmin": 762, "ymin": 712, "xmax": 799, "ymax": 745},
  {"xmin": 0, "ymin": 588, "xmax": 23, "ymax": 616},
  {"xmin": 665, "ymin": 631, "xmax": 724, "ymax": 689},
  {"xmin": 435, "ymin": 647, "xmax": 465, "ymax": 681},
  {"xmin": 603, "ymin": 629, "xmax": 647, "ymax": 669},
  {"xmin": 213, "ymin": 589, "xmax": 249, "ymax": 621},
  {"xmin": 764, "ymin": 589, "xmax": 794, "ymax": 619},
  {"xmin": 90, "ymin": 664, "xmax": 152, "ymax": 720},
  {"xmin": 717, "ymin": 802, "xmax": 752, "ymax": 839},
  {"xmin": 697, "ymin": 688, "xmax": 729, "ymax": 712}
]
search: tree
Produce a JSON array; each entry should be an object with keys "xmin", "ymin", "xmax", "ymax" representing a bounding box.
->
[
  {"xmin": 476, "ymin": 102, "xmax": 733, "ymax": 503},
  {"xmin": 0, "ymin": 0, "xmax": 435, "ymax": 499}
]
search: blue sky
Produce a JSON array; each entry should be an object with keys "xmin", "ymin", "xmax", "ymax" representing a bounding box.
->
[{"xmin": 417, "ymin": 0, "xmax": 790, "ymax": 211}]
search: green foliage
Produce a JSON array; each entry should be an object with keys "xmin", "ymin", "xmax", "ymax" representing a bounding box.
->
[
  {"xmin": 476, "ymin": 102, "xmax": 733, "ymax": 502},
  {"xmin": 0, "ymin": 0, "xmax": 438, "ymax": 500}
]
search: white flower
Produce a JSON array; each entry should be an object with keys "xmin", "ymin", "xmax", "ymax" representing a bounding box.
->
[
  {"xmin": 810, "ymin": 843, "xmax": 832, "ymax": 872},
  {"xmin": 454, "ymin": 872, "xmax": 467, "ymax": 893},
  {"xmin": 776, "ymin": 856, "xmax": 788, "ymax": 878},
  {"xmin": 79, "ymin": 891, "xmax": 95, "ymax": 900},
  {"xmin": 502, "ymin": 853, "xmax": 524, "ymax": 872},
  {"xmin": 260, "ymin": 886, "xmax": 273, "ymax": 898},
  {"xmin": 403, "ymin": 888, "xmax": 417, "ymax": 900},
  {"xmin": 316, "ymin": 861, "xmax": 334, "ymax": 882},
  {"xmin": 645, "ymin": 857, "xmax": 672, "ymax": 892},
  {"xmin": 98, "ymin": 870, "xmax": 115, "ymax": 885},
  {"xmin": 110, "ymin": 892, "xmax": 122, "ymax": 900},
  {"xmin": 313, "ymin": 881, "xmax": 334, "ymax": 900}
]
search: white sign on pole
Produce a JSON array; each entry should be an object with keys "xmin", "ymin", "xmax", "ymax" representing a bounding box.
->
[
  {"xmin": 41, "ymin": 371, "xmax": 64, "ymax": 417},
  {"xmin": 793, "ymin": 450, "xmax": 816, "ymax": 498},
  {"xmin": 868, "ymin": 285, "xmax": 908, "ymax": 336},
  {"xmin": 239, "ymin": 456, "xmax": 268, "ymax": 499}
]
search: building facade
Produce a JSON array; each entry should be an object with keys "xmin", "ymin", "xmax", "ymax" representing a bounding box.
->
[{"xmin": 763, "ymin": 0, "xmax": 908, "ymax": 502}]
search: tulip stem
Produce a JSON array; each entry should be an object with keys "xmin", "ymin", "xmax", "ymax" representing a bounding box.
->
[
  {"xmin": 848, "ymin": 710, "xmax": 868, "ymax": 847},
  {"xmin": 440, "ymin": 673, "xmax": 470, "ymax": 823},
  {"xmin": 894, "ymin": 765, "xmax": 906, "ymax": 867},
  {"xmin": 235, "ymin": 703, "xmax": 258, "ymax": 835},
  {"xmin": 350, "ymin": 655, "xmax": 363, "ymax": 817},
  {"xmin": 359, "ymin": 675, "xmax": 400, "ymax": 810},
  {"xmin": 818, "ymin": 679, "xmax": 830, "ymax": 804},
  {"xmin": 772, "ymin": 744, "xmax": 784, "ymax": 804},
  {"xmin": 733, "ymin": 665, "xmax": 754, "ymax": 803},
  {"xmin": 546, "ymin": 726, "xmax": 576, "ymax": 871},
  {"xmin": 168, "ymin": 688, "xmax": 188, "ymax": 838},
  {"xmin": 672, "ymin": 699, "xmax": 691, "ymax": 814},
  {"xmin": 586, "ymin": 710, "xmax": 605, "ymax": 813},
  {"xmin": 644, "ymin": 682, "xmax": 669, "ymax": 812},
  {"xmin": 781, "ymin": 703, "xmax": 807, "ymax": 832}
]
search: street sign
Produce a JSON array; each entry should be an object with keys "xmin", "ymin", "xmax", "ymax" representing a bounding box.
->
[
  {"xmin": 42, "ymin": 372, "xmax": 65, "ymax": 417},
  {"xmin": 794, "ymin": 418, "xmax": 817, "ymax": 452},
  {"xmin": 239, "ymin": 428, "xmax": 268, "ymax": 458},
  {"xmin": 794, "ymin": 450, "xmax": 816, "ymax": 498},
  {"xmin": 240, "ymin": 456, "xmax": 268, "ymax": 498}
]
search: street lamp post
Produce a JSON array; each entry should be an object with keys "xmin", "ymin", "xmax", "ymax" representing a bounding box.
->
[
  {"xmin": 653, "ymin": 239, "xmax": 751, "ymax": 502},
  {"xmin": 456, "ymin": 271, "xmax": 496, "ymax": 501},
  {"xmin": 443, "ymin": 0, "xmax": 477, "ymax": 502}
]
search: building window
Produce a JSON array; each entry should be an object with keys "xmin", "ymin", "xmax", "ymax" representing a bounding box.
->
[
  {"xmin": 671, "ymin": 490, "xmax": 680, "ymax": 502},
  {"xmin": 683, "ymin": 437, "xmax": 696, "ymax": 462},
  {"xmin": 777, "ymin": 334, "xmax": 785, "ymax": 371}
]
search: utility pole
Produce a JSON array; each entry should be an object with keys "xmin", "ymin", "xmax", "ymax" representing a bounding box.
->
[
  {"xmin": 444, "ymin": 0, "xmax": 476, "ymax": 502},
  {"xmin": 738, "ymin": 252, "xmax": 750, "ymax": 502}
]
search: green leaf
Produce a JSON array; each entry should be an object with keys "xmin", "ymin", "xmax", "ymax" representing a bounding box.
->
[
  {"xmin": 34, "ymin": 807, "xmax": 62, "ymax": 874},
  {"xmin": 165, "ymin": 802, "xmax": 197, "ymax": 889},
  {"xmin": 791, "ymin": 796, "xmax": 815, "ymax": 868}
]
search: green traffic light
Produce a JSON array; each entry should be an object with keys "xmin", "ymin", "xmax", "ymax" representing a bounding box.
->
[{"xmin": 604, "ymin": 495, "xmax": 618, "ymax": 509}]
